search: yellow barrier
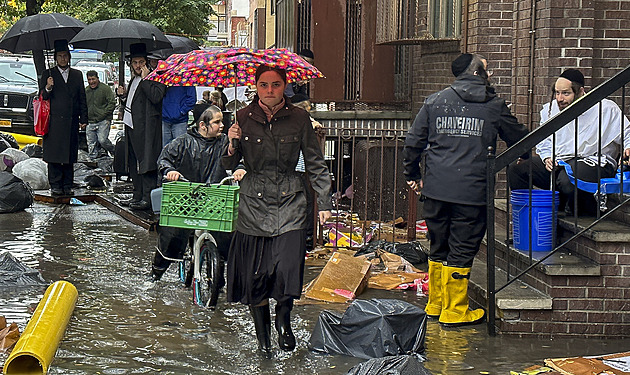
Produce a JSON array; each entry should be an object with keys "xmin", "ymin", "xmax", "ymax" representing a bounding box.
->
[
  {"xmin": 3, "ymin": 281, "xmax": 78, "ymax": 375},
  {"xmin": 4, "ymin": 132, "xmax": 42, "ymax": 149}
]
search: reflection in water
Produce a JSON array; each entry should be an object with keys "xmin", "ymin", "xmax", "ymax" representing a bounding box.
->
[{"xmin": 1, "ymin": 202, "xmax": 630, "ymax": 374}]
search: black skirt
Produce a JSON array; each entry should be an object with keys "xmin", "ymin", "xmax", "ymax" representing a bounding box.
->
[{"xmin": 227, "ymin": 229, "xmax": 306, "ymax": 306}]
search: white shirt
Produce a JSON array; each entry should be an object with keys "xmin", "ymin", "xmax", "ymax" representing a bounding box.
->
[
  {"xmin": 123, "ymin": 77, "xmax": 141, "ymax": 129},
  {"xmin": 536, "ymin": 98, "xmax": 630, "ymax": 167},
  {"xmin": 57, "ymin": 66, "xmax": 69, "ymax": 83}
]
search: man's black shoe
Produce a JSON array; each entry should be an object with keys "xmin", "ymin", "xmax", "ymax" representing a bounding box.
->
[
  {"xmin": 129, "ymin": 200, "xmax": 151, "ymax": 211},
  {"xmin": 63, "ymin": 188, "xmax": 74, "ymax": 196},
  {"xmin": 51, "ymin": 188, "xmax": 64, "ymax": 196},
  {"xmin": 119, "ymin": 198, "xmax": 139, "ymax": 207}
]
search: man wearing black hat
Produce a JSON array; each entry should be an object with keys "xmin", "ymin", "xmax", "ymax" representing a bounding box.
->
[
  {"xmin": 116, "ymin": 43, "xmax": 166, "ymax": 210},
  {"xmin": 39, "ymin": 39, "xmax": 88, "ymax": 196},
  {"xmin": 508, "ymin": 68, "xmax": 630, "ymax": 215},
  {"xmin": 403, "ymin": 53, "xmax": 528, "ymax": 327}
]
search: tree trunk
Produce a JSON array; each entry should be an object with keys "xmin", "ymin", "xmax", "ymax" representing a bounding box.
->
[{"xmin": 26, "ymin": 0, "xmax": 47, "ymax": 79}]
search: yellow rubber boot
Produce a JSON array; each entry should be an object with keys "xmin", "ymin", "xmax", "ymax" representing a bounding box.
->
[
  {"xmin": 439, "ymin": 265, "xmax": 485, "ymax": 327},
  {"xmin": 424, "ymin": 260, "xmax": 443, "ymax": 318}
]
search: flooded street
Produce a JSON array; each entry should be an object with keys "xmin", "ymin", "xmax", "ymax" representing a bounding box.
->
[{"xmin": 1, "ymin": 201, "xmax": 629, "ymax": 374}]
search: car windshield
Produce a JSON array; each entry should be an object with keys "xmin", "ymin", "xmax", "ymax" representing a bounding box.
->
[{"xmin": 0, "ymin": 60, "xmax": 37, "ymax": 84}]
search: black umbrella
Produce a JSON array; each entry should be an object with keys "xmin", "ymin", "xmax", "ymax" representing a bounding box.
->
[
  {"xmin": 0, "ymin": 13, "xmax": 86, "ymax": 53},
  {"xmin": 69, "ymin": 18, "xmax": 171, "ymax": 85},
  {"xmin": 149, "ymin": 35, "xmax": 198, "ymax": 60}
]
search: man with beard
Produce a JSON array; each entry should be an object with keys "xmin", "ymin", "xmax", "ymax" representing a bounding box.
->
[
  {"xmin": 403, "ymin": 53, "xmax": 528, "ymax": 327},
  {"xmin": 116, "ymin": 43, "xmax": 166, "ymax": 210},
  {"xmin": 508, "ymin": 69, "xmax": 630, "ymax": 215},
  {"xmin": 39, "ymin": 39, "xmax": 88, "ymax": 196}
]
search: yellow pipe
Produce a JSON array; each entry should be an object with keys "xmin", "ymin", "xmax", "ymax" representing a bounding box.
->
[
  {"xmin": 3, "ymin": 281, "xmax": 78, "ymax": 375},
  {"xmin": 3, "ymin": 132, "xmax": 42, "ymax": 149}
]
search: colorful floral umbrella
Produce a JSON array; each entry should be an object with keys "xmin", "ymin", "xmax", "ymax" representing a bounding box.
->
[{"xmin": 145, "ymin": 47, "xmax": 324, "ymax": 87}]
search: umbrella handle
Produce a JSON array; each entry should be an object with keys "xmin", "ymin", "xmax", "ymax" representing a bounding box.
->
[{"xmin": 232, "ymin": 138, "xmax": 239, "ymax": 150}]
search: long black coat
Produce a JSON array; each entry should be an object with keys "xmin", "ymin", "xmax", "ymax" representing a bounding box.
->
[
  {"xmin": 39, "ymin": 67, "xmax": 88, "ymax": 164},
  {"xmin": 223, "ymin": 96, "xmax": 332, "ymax": 237},
  {"xmin": 123, "ymin": 78, "xmax": 166, "ymax": 174}
]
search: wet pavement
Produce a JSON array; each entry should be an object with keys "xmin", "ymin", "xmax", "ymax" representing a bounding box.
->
[{"xmin": 1, "ymin": 200, "xmax": 629, "ymax": 374}]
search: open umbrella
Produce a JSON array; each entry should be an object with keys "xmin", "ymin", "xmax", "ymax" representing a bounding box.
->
[
  {"xmin": 0, "ymin": 13, "xmax": 86, "ymax": 53},
  {"xmin": 146, "ymin": 47, "xmax": 324, "ymax": 147},
  {"xmin": 146, "ymin": 47, "xmax": 324, "ymax": 87},
  {"xmin": 149, "ymin": 35, "xmax": 198, "ymax": 60},
  {"xmin": 69, "ymin": 18, "xmax": 171, "ymax": 85}
]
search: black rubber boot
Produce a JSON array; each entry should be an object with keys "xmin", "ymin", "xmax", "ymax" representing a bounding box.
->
[
  {"xmin": 151, "ymin": 250, "xmax": 170, "ymax": 282},
  {"xmin": 275, "ymin": 299, "xmax": 296, "ymax": 351},
  {"xmin": 249, "ymin": 304, "xmax": 272, "ymax": 358}
]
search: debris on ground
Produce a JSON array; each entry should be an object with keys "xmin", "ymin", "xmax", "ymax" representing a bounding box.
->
[
  {"xmin": 544, "ymin": 351, "xmax": 630, "ymax": 374},
  {"xmin": 304, "ymin": 250, "xmax": 371, "ymax": 303},
  {"xmin": 510, "ymin": 365, "xmax": 557, "ymax": 375},
  {"xmin": 0, "ymin": 316, "xmax": 20, "ymax": 352},
  {"xmin": 345, "ymin": 355, "xmax": 432, "ymax": 375},
  {"xmin": 0, "ymin": 251, "xmax": 46, "ymax": 286}
]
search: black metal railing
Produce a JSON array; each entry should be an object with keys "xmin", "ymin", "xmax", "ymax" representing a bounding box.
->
[{"xmin": 486, "ymin": 64, "xmax": 630, "ymax": 336}]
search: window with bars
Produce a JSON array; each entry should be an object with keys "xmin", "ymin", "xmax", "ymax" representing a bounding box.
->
[
  {"xmin": 296, "ymin": 0, "xmax": 311, "ymax": 53},
  {"xmin": 429, "ymin": 0, "xmax": 462, "ymax": 39},
  {"xmin": 345, "ymin": 0, "xmax": 361, "ymax": 100}
]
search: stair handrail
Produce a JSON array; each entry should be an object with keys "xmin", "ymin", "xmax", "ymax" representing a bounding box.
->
[{"xmin": 495, "ymin": 64, "xmax": 630, "ymax": 171}]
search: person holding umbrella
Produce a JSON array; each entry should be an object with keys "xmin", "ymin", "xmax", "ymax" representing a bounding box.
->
[
  {"xmin": 40, "ymin": 39, "xmax": 88, "ymax": 196},
  {"xmin": 223, "ymin": 65, "xmax": 332, "ymax": 356},
  {"xmin": 116, "ymin": 43, "xmax": 166, "ymax": 210}
]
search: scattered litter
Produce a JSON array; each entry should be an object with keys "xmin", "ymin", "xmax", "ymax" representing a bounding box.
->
[
  {"xmin": 0, "ymin": 316, "xmax": 20, "ymax": 352},
  {"xmin": 303, "ymin": 250, "xmax": 371, "ymax": 303},
  {"xmin": 544, "ymin": 351, "xmax": 630, "ymax": 374},
  {"xmin": 0, "ymin": 251, "xmax": 46, "ymax": 286},
  {"xmin": 69, "ymin": 198, "xmax": 86, "ymax": 206}
]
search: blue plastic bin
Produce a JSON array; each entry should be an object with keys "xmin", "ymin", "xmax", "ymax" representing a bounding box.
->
[{"xmin": 510, "ymin": 190, "xmax": 560, "ymax": 252}]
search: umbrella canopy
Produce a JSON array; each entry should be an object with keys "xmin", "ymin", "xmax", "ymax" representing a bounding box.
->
[
  {"xmin": 145, "ymin": 47, "xmax": 324, "ymax": 87},
  {"xmin": 69, "ymin": 18, "xmax": 171, "ymax": 53},
  {"xmin": 69, "ymin": 18, "xmax": 171, "ymax": 85},
  {"xmin": 149, "ymin": 35, "xmax": 198, "ymax": 60},
  {"xmin": 0, "ymin": 13, "xmax": 86, "ymax": 53}
]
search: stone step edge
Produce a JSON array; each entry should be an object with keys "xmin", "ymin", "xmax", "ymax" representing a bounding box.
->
[
  {"xmin": 481, "ymin": 235, "xmax": 601, "ymax": 277},
  {"xmin": 494, "ymin": 198, "xmax": 630, "ymax": 243},
  {"xmin": 469, "ymin": 258, "xmax": 553, "ymax": 311}
]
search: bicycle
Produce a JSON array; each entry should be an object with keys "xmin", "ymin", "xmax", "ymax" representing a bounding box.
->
[{"xmin": 158, "ymin": 175, "xmax": 239, "ymax": 309}]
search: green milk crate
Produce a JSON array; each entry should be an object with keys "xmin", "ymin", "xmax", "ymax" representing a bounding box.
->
[{"xmin": 159, "ymin": 181, "xmax": 239, "ymax": 232}]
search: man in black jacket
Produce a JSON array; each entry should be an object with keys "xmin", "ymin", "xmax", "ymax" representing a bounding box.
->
[
  {"xmin": 117, "ymin": 43, "xmax": 166, "ymax": 210},
  {"xmin": 403, "ymin": 53, "xmax": 528, "ymax": 327},
  {"xmin": 40, "ymin": 39, "xmax": 88, "ymax": 196}
]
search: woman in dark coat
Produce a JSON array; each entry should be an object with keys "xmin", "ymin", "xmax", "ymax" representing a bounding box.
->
[
  {"xmin": 39, "ymin": 40, "xmax": 88, "ymax": 195},
  {"xmin": 223, "ymin": 65, "xmax": 332, "ymax": 356}
]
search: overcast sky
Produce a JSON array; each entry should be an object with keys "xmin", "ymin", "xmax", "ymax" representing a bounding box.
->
[{"xmin": 232, "ymin": 0, "xmax": 249, "ymax": 17}]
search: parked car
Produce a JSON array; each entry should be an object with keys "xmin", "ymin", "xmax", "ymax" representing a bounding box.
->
[{"xmin": 0, "ymin": 55, "xmax": 38, "ymax": 136}]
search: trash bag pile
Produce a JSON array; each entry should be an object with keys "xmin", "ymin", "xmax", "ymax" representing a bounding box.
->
[{"xmin": 310, "ymin": 299, "xmax": 432, "ymax": 374}]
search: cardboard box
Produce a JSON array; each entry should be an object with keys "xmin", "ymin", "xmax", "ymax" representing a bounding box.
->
[{"xmin": 304, "ymin": 251, "xmax": 371, "ymax": 303}]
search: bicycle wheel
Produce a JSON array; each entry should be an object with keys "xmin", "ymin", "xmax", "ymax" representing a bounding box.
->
[
  {"xmin": 192, "ymin": 239, "xmax": 222, "ymax": 308},
  {"xmin": 179, "ymin": 244, "xmax": 194, "ymax": 287}
]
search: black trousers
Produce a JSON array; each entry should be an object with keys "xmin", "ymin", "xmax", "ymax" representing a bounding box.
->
[
  {"xmin": 48, "ymin": 162, "xmax": 73, "ymax": 191},
  {"xmin": 423, "ymin": 197, "xmax": 487, "ymax": 268},
  {"xmin": 127, "ymin": 138, "xmax": 157, "ymax": 202},
  {"xmin": 508, "ymin": 155, "xmax": 616, "ymax": 215}
]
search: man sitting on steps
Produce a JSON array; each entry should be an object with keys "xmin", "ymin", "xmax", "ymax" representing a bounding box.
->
[{"xmin": 508, "ymin": 69, "xmax": 630, "ymax": 216}]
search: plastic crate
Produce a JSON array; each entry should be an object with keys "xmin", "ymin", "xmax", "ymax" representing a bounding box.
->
[{"xmin": 159, "ymin": 181, "xmax": 239, "ymax": 232}]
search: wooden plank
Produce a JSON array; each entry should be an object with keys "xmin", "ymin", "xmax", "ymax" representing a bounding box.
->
[{"xmin": 94, "ymin": 195, "xmax": 157, "ymax": 231}]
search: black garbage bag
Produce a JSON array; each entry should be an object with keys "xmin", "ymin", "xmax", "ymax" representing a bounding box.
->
[
  {"xmin": 355, "ymin": 240, "xmax": 428, "ymax": 266},
  {"xmin": 309, "ymin": 299, "xmax": 427, "ymax": 360},
  {"xmin": 0, "ymin": 171, "xmax": 33, "ymax": 213},
  {"xmin": 0, "ymin": 132, "xmax": 19, "ymax": 150},
  {"xmin": 346, "ymin": 355, "xmax": 432, "ymax": 375},
  {"xmin": 21, "ymin": 144, "xmax": 44, "ymax": 158},
  {"xmin": 0, "ymin": 251, "xmax": 46, "ymax": 286}
]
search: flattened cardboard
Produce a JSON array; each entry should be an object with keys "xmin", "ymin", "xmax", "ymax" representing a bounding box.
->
[{"xmin": 304, "ymin": 251, "xmax": 371, "ymax": 303}]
